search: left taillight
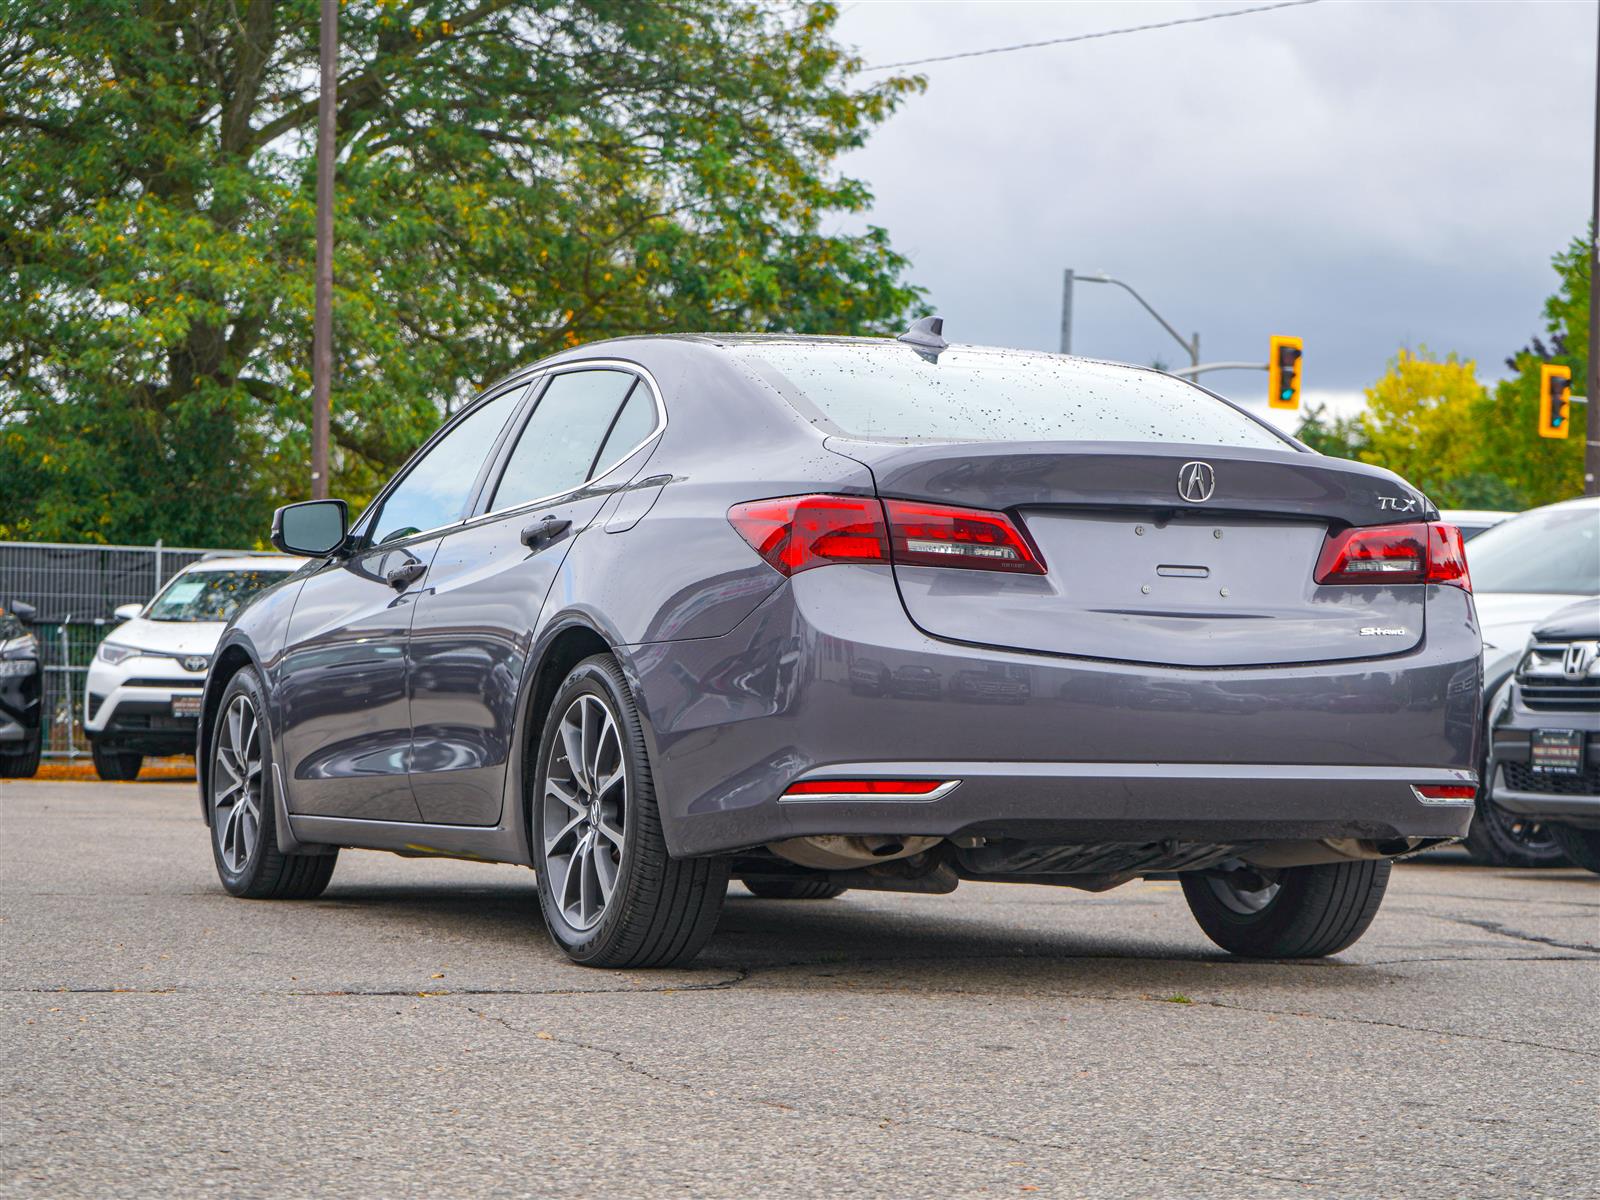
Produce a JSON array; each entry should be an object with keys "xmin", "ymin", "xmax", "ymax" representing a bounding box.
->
[
  {"xmin": 1313, "ymin": 521, "xmax": 1471, "ymax": 591},
  {"xmin": 728, "ymin": 494, "xmax": 1044, "ymax": 577}
]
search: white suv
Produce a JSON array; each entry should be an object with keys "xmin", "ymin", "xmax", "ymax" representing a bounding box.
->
[{"xmin": 84, "ymin": 555, "xmax": 302, "ymax": 780}]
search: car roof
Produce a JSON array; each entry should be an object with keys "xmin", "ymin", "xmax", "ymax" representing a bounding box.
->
[{"xmin": 178, "ymin": 555, "xmax": 303, "ymax": 573}]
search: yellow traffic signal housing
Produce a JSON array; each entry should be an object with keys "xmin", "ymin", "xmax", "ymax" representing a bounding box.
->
[
  {"xmin": 1539, "ymin": 364, "xmax": 1572, "ymax": 438},
  {"xmin": 1268, "ymin": 335, "xmax": 1303, "ymax": 409}
]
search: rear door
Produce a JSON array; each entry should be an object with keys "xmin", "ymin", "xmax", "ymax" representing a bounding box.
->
[
  {"xmin": 407, "ymin": 366, "xmax": 660, "ymax": 825},
  {"xmin": 277, "ymin": 385, "xmax": 525, "ymax": 820}
]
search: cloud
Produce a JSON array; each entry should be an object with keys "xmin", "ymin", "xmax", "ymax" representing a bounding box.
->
[{"xmin": 834, "ymin": 0, "xmax": 1589, "ymax": 414}]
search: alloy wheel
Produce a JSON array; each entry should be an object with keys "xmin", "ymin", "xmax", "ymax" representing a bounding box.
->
[
  {"xmin": 542, "ymin": 693, "xmax": 628, "ymax": 931},
  {"xmin": 1206, "ymin": 870, "xmax": 1281, "ymax": 915},
  {"xmin": 213, "ymin": 694, "xmax": 263, "ymax": 873}
]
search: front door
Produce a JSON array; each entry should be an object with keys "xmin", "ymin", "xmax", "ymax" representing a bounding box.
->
[
  {"xmin": 276, "ymin": 384, "xmax": 528, "ymax": 820},
  {"xmin": 408, "ymin": 368, "xmax": 659, "ymax": 824}
]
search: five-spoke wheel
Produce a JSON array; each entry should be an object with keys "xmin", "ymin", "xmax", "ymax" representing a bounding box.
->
[{"xmin": 542, "ymin": 693, "xmax": 629, "ymax": 931}]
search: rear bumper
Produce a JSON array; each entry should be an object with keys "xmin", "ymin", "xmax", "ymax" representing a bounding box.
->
[
  {"xmin": 625, "ymin": 564, "xmax": 1482, "ymax": 857},
  {"xmin": 772, "ymin": 760, "xmax": 1475, "ymax": 844}
]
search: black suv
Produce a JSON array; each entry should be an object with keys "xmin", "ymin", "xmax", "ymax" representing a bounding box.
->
[
  {"xmin": 0, "ymin": 600, "xmax": 42, "ymax": 778},
  {"xmin": 1484, "ymin": 598, "xmax": 1600, "ymax": 873}
]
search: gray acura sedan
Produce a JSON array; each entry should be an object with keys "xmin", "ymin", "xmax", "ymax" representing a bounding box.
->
[{"xmin": 198, "ymin": 323, "xmax": 1481, "ymax": 967}]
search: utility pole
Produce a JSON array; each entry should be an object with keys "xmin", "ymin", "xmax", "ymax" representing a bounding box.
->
[
  {"xmin": 311, "ymin": 0, "xmax": 337, "ymax": 500},
  {"xmin": 1587, "ymin": 2, "xmax": 1600, "ymax": 496}
]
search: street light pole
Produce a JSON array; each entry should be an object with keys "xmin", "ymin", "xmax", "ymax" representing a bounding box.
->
[
  {"xmin": 1587, "ymin": 3, "xmax": 1600, "ymax": 496},
  {"xmin": 1071, "ymin": 272, "xmax": 1200, "ymax": 369},
  {"xmin": 311, "ymin": 0, "xmax": 337, "ymax": 500}
]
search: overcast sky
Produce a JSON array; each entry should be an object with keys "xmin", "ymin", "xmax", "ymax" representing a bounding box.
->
[{"xmin": 831, "ymin": 0, "xmax": 1594, "ymax": 430}]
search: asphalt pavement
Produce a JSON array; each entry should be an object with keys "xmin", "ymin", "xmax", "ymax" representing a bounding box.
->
[{"xmin": 2, "ymin": 780, "xmax": 1596, "ymax": 1199}]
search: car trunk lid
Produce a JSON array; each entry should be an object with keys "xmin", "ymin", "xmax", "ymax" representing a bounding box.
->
[{"xmin": 827, "ymin": 439, "xmax": 1433, "ymax": 669}]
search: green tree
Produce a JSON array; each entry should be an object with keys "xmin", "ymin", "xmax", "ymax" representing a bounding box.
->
[
  {"xmin": 0, "ymin": 1, "xmax": 925, "ymax": 545},
  {"xmin": 1354, "ymin": 347, "xmax": 1488, "ymax": 505},
  {"xmin": 1294, "ymin": 400, "xmax": 1366, "ymax": 460},
  {"xmin": 1489, "ymin": 234, "xmax": 1588, "ymax": 507}
]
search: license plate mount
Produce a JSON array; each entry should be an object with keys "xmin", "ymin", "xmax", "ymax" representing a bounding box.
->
[{"xmin": 1530, "ymin": 728, "xmax": 1584, "ymax": 776}]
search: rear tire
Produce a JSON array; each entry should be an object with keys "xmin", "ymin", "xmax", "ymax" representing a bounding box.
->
[
  {"xmin": 207, "ymin": 668, "xmax": 337, "ymax": 900},
  {"xmin": 91, "ymin": 740, "xmax": 143, "ymax": 781},
  {"xmin": 532, "ymin": 654, "xmax": 727, "ymax": 968},
  {"xmin": 0, "ymin": 733, "xmax": 42, "ymax": 778},
  {"xmin": 1464, "ymin": 793, "xmax": 1568, "ymax": 868},
  {"xmin": 1182, "ymin": 860, "xmax": 1391, "ymax": 958},
  {"xmin": 1548, "ymin": 824, "xmax": 1600, "ymax": 875},
  {"xmin": 741, "ymin": 878, "xmax": 848, "ymax": 900}
]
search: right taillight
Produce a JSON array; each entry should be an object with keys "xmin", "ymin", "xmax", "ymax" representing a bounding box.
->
[
  {"xmin": 1314, "ymin": 521, "xmax": 1471, "ymax": 591},
  {"xmin": 728, "ymin": 494, "xmax": 1044, "ymax": 577}
]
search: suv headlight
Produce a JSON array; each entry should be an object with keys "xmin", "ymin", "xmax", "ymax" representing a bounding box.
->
[{"xmin": 97, "ymin": 641, "xmax": 140, "ymax": 665}]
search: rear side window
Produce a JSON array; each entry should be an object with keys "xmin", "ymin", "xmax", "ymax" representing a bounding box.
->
[
  {"xmin": 491, "ymin": 370, "xmax": 636, "ymax": 510},
  {"xmin": 734, "ymin": 342, "xmax": 1289, "ymax": 449},
  {"xmin": 592, "ymin": 385, "xmax": 658, "ymax": 475}
]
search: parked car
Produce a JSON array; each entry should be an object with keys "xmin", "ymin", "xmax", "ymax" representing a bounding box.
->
[
  {"xmin": 1483, "ymin": 598, "xmax": 1600, "ymax": 873},
  {"xmin": 1463, "ymin": 496, "xmax": 1600, "ymax": 865},
  {"xmin": 0, "ymin": 600, "xmax": 42, "ymax": 778},
  {"xmin": 199, "ymin": 327, "xmax": 1480, "ymax": 967},
  {"xmin": 1439, "ymin": 509, "xmax": 1515, "ymax": 541},
  {"xmin": 85, "ymin": 555, "xmax": 302, "ymax": 781}
]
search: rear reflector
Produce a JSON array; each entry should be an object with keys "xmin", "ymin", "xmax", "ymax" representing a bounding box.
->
[
  {"xmin": 728, "ymin": 494, "xmax": 1043, "ymax": 576},
  {"xmin": 780, "ymin": 778, "xmax": 960, "ymax": 801},
  {"xmin": 1412, "ymin": 784, "xmax": 1476, "ymax": 804},
  {"xmin": 1314, "ymin": 522, "xmax": 1472, "ymax": 591}
]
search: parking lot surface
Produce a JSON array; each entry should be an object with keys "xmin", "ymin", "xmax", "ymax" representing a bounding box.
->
[{"xmin": 2, "ymin": 780, "xmax": 1595, "ymax": 1199}]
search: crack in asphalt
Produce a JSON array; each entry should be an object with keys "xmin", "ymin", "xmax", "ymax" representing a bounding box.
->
[
  {"xmin": 1439, "ymin": 916, "xmax": 1600, "ymax": 955},
  {"xmin": 5, "ymin": 972, "xmax": 751, "ymax": 999}
]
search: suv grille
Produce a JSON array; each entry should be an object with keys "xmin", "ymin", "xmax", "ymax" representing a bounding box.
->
[
  {"xmin": 1515, "ymin": 639, "xmax": 1600, "ymax": 711},
  {"xmin": 1502, "ymin": 761, "xmax": 1600, "ymax": 797}
]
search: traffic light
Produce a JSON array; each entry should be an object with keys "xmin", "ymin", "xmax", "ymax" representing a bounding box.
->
[
  {"xmin": 1268, "ymin": 335, "xmax": 1303, "ymax": 409},
  {"xmin": 1539, "ymin": 364, "xmax": 1572, "ymax": 438}
]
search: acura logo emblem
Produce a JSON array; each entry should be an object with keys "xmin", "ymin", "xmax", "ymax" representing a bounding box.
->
[
  {"xmin": 182, "ymin": 655, "xmax": 210, "ymax": 674},
  {"xmin": 1177, "ymin": 461, "xmax": 1216, "ymax": 503}
]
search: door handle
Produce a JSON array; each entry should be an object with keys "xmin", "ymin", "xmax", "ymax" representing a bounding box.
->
[
  {"xmin": 384, "ymin": 560, "xmax": 427, "ymax": 591},
  {"xmin": 520, "ymin": 515, "xmax": 572, "ymax": 551}
]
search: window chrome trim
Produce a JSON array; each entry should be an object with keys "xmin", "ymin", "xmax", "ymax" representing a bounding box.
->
[{"xmin": 470, "ymin": 358, "xmax": 668, "ymax": 525}]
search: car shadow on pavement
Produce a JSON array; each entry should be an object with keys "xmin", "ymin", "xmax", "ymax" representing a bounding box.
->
[{"xmin": 309, "ymin": 875, "xmax": 1410, "ymax": 997}]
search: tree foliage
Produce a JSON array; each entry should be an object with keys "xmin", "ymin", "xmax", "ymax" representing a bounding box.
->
[
  {"xmin": 1298, "ymin": 236, "xmax": 1589, "ymax": 510},
  {"xmin": 0, "ymin": 1, "xmax": 925, "ymax": 545}
]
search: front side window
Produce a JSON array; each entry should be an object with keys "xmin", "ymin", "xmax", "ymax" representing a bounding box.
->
[
  {"xmin": 146, "ymin": 570, "xmax": 291, "ymax": 622},
  {"xmin": 490, "ymin": 370, "xmax": 639, "ymax": 511},
  {"xmin": 733, "ymin": 342, "xmax": 1290, "ymax": 449},
  {"xmin": 368, "ymin": 386, "xmax": 524, "ymax": 545}
]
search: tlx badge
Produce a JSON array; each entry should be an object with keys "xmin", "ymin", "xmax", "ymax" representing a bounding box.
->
[{"xmin": 1377, "ymin": 495, "xmax": 1419, "ymax": 513}]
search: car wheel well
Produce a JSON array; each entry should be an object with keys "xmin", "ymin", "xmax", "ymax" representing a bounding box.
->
[{"xmin": 522, "ymin": 624, "xmax": 614, "ymax": 819}]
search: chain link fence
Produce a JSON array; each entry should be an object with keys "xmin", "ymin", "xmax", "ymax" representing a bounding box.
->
[{"xmin": 1, "ymin": 540, "xmax": 245, "ymax": 759}]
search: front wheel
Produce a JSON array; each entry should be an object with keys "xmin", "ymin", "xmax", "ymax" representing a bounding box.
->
[
  {"xmin": 207, "ymin": 668, "xmax": 337, "ymax": 900},
  {"xmin": 1463, "ymin": 794, "xmax": 1568, "ymax": 868},
  {"xmin": 90, "ymin": 740, "xmax": 142, "ymax": 781},
  {"xmin": 532, "ymin": 654, "xmax": 727, "ymax": 968},
  {"xmin": 1182, "ymin": 859, "xmax": 1391, "ymax": 958},
  {"xmin": 0, "ymin": 733, "xmax": 42, "ymax": 778},
  {"xmin": 1548, "ymin": 824, "xmax": 1600, "ymax": 875}
]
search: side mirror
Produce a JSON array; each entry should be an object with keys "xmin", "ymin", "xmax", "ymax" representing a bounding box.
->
[
  {"xmin": 272, "ymin": 499, "xmax": 349, "ymax": 557},
  {"xmin": 113, "ymin": 602, "xmax": 142, "ymax": 622},
  {"xmin": 9, "ymin": 600, "xmax": 37, "ymax": 625}
]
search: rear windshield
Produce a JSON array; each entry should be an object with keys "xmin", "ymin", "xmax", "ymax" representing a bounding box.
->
[
  {"xmin": 146, "ymin": 569, "xmax": 289, "ymax": 622},
  {"xmin": 1467, "ymin": 504, "xmax": 1600, "ymax": 595},
  {"xmin": 734, "ymin": 342, "xmax": 1290, "ymax": 449}
]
